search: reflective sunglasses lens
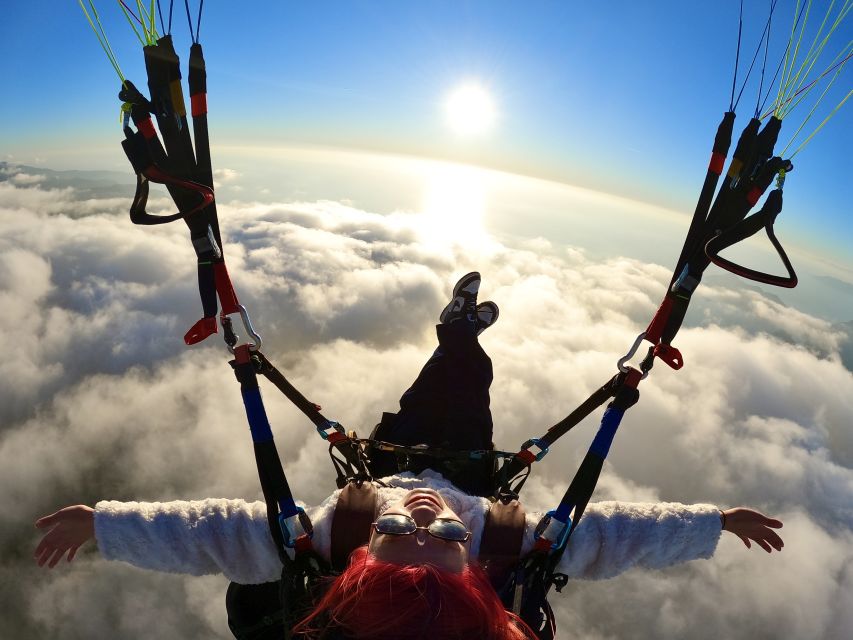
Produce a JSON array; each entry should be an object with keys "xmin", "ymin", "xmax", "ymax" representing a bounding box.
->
[
  {"xmin": 429, "ymin": 519, "xmax": 470, "ymax": 541},
  {"xmin": 375, "ymin": 515, "xmax": 416, "ymax": 535}
]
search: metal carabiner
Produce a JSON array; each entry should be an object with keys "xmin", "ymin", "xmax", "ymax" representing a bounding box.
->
[
  {"xmin": 617, "ymin": 331, "xmax": 650, "ymax": 380},
  {"xmin": 224, "ymin": 304, "xmax": 263, "ymax": 353}
]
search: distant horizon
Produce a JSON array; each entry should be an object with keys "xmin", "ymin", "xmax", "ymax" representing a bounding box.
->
[{"xmin": 3, "ymin": 147, "xmax": 852, "ymax": 326}]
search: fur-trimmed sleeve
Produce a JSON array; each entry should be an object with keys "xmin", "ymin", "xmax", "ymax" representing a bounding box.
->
[
  {"xmin": 94, "ymin": 499, "xmax": 284, "ymax": 584},
  {"xmin": 548, "ymin": 501, "xmax": 723, "ymax": 580}
]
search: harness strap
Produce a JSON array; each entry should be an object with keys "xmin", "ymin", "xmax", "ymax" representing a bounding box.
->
[
  {"xmin": 330, "ymin": 482, "xmax": 377, "ymax": 571},
  {"xmin": 479, "ymin": 497, "xmax": 526, "ymax": 591},
  {"xmin": 497, "ymin": 373, "xmax": 620, "ymax": 487},
  {"xmin": 232, "ymin": 346, "xmax": 306, "ymax": 561},
  {"xmin": 254, "ymin": 352, "xmax": 370, "ymax": 484},
  {"xmin": 670, "ymin": 111, "xmax": 736, "ymax": 287}
]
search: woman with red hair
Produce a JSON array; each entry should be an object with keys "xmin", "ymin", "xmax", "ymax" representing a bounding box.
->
[
  {"xmin": 34, "ymin": 273, "xmax": 784, "ymax": 639},
  {"xmin": 293, "ymin": 547, "xmax": 533, "ymax": 639}
]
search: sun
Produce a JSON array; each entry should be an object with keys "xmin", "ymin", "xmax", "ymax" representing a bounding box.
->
[{"xmin": 444, "ymin": 84, "xmax": 497, "ymax": 136}]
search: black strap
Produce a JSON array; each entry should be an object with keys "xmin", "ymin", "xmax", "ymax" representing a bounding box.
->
[
  {"xmin": 495, "ymin": 373, "xmax": 621, "ymax": 488},
  {"xmin": 253, "ymin": 351, "xmax": 371, "ymax": 485}
]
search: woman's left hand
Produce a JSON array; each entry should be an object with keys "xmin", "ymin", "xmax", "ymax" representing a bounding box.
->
[{"xmin": 721, "ymin": 507, "xmax": 784, "ymax": 553}]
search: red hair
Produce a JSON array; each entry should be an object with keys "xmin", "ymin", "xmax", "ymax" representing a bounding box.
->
[{"xmin": 292, "ymin": 546, "xmax": 534, "ymax": 639}]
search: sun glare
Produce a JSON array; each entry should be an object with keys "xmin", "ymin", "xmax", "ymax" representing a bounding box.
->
[
  {"xmin": 419, "ymin": 162, "xmax": 491, "ymax": 249},
  {"xmin": 445, "ymin": 84, "xmax": 497, "ymax": 136}
]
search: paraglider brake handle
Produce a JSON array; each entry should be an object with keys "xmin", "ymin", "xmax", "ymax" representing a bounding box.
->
[{"xmin": 704, "ymin": 188, "xmax": 798, "ymax": 288}]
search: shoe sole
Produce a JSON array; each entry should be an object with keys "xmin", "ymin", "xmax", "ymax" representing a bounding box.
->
[
  {"xmin": 440, "ymin": 271, "xmax": 481, "ymax": 324},
  {"xmin": 476, "ymin": 301, "xmax": 499, "ymax": 334}
]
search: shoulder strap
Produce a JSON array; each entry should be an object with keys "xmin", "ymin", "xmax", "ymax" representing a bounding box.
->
[
  {"xmin": 330, "ymin": 481, "xmax": 378, "ymax": 571},
  {"xmin": 479, "ymin": 498, "xmax": 526, "ymax": 588}
]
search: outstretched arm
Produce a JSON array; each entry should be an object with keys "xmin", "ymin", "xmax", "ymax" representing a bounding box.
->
[
  {"xmin": 721, "ymin": 507, "xmax": 784, "ymax": 552},
  {"xmin": 34, "ymin": 499, "xmax": 284, "ymax": 584},
  {"xmin": 544, "ymin": 502, "xmax": 784, "ymax": 581}
]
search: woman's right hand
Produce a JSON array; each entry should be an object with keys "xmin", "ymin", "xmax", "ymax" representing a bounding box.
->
[{"xmin": 34, "ymin": 505, "xmax": 95, "ymax": 568}]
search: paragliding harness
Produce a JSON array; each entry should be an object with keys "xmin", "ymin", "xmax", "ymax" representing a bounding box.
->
[{"xmin": 85, "ymin": 2, "xmax": 853, "ymax": 638}]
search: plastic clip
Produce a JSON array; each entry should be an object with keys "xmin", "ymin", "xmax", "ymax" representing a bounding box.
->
[
  {"xmin": 317, "ymin": 420, "xmax": 346, "ymax": 441},
  {"xmin": 534, "ymin": 510, "xmax": 572, "ymax": 551},
  {"xmin": 519, "ymin": 438, "xmax": 549, "ymax": 463},
  {"xmin": 279, "ymin": 507, "xmax": 314, "ymax": 549}
]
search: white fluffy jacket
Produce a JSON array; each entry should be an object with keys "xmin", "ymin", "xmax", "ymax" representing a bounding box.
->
[{"xmin": 95, "ymin": 470, "xmax": 722, "ymax": 585}]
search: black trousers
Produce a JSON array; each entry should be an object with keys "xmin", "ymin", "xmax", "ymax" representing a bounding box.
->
[{"xmin": 370, "ymin": 319, "xmax": 495, "ymax": 495}]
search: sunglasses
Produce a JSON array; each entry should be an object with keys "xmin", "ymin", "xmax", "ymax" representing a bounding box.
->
[{"xmin": 372, "ymin": 514, "xmax": 471, "ymax": 543}]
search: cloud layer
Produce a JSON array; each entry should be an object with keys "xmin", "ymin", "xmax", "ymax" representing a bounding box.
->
[{"xmin": 1, "ymin": 164, "xmax": 851, "ymax": 639}]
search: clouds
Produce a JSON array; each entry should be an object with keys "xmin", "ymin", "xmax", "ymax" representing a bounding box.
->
[{"xmin": 2, "ymin": 167, "xmax": 852, "ymax": 639}]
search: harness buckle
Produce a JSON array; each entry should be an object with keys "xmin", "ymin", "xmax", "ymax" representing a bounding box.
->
[
  {"xmin": 191, "ymin": 224, "xmax": 222, "ymax": 259},
  {"xmin": 317, "ymin": 420, "xmax": 346, "ymax": 440},
  {"xmin": 279, "ymin": 507, "xmax": 314, "ymax": 549},
  {"xmin": 534, "ymin": 510, "xmax": 572, "ymax": 551},
  {"xmin": 519, "ymin": 438, "xmax": 549, "ymax": 462},
  {"xmin": 670, "ymin": 264, "xmax": 700, "ymax": 299}
]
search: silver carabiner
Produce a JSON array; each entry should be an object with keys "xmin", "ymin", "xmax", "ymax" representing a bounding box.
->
[
  {"xmin": 617, "ymin": 331, "xmax": 650, "ymax": 379},
  {"xmin": 225, "ymin": 304, "xmax": 263, "ymax": 353}
]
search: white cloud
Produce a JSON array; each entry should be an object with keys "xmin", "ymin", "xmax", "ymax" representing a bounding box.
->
[
  {"xmin": 1, "ymin": 176, "xmax": 851, "ymax": 639},
  {"xmin": 213, "ymin": 167, "xmax": 241, "ymax": 185},
  {"xmin": 10, "ymin": 172, "xmax": 45, "ymax": 185}
]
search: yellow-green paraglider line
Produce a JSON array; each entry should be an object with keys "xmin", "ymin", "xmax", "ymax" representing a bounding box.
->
[
  {"xmin": 777, "ymin": 0, "xmax": 811, "ymax": 116},
  {"xmin": 762, "ymin": 45, "xmax": 853, "ymax": 119},
  {"xmin": 787, "ymin": 88, "xmax": 853, "ymax": 159},
  {"xmin": 779, "ymin": 1, "xmax": 852, "ymax": 119},
  {"xmin": 78, "ymin": 0, "xmax": 126, "ymax": 83},
  {"xmin": 779, "ymin": 60, "xmax": 849, "ymax": 157},
  {"xmin": 782, "ymin": 42, "xmax": 852, "ymax": 116}
]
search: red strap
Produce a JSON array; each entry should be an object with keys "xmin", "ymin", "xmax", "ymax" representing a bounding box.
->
[
  {"xmin": 233, "ymin": 344, "xmax": 252, "ymax": 365},
  {"xmin": 709, "ymin": 151, "xmax": 725, "ymax": 176},
  {"xmin": 623, "ymin": 368, "xmax": 643, "ymax": 388},
  {"xmin": 191, "ymin": 93, "xmax": 208, "ymax": 117},
  {"xmin": 653, "ymin": 344, "xmax": 683, "ymax": 370},
  {"xmin": 644, "ymin": 294, "xmax": 674, "ymax": 344},
  {"xmin": 746, "ymin": 186, "xmax": 764, "ymax": 207},
  {"xmin": 138, "ymin": 117, "xmax": 157, "ymax": 140},
  {"xmin": 184, "ymin": 316, "xmax": 218, "ymax": 345},
  {"xmin": 326, "ymin": 432, "xmax": 348, "ymax": 445},
  {"xmin": 514, "ymin": 449, "xmax": 537, "ymax": 465},
  {"xmin": 214, "ymin": 262, "xmax": 240, "ymax": 315},
  {"xmin": 294, "ymin": 534, "xmax": 314, "ymax": 554},
  {"xmin": 534, "ymin": 537, "xmax": 552, "ymax": 553},
  {"xmin": 143, "ymin": 166, "xmax": 214, "ymax": 217}
]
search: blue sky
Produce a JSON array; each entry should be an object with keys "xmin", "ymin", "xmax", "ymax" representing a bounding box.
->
[{"xmin": 2, "ymin": 1, "xmax": 851, "ymax": 263}]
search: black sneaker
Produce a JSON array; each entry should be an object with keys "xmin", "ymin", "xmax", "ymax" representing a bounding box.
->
[
  {"xmin": 475, "ymin": 301, "xmax": 499, "ymax": 335},
  {"xmin": 440, "ymin": 271, "xmax": 480, "ymax": 324}
]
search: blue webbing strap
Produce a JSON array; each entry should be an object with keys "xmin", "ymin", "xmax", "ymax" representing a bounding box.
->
[
  {"xmin": 537, "ymin": 380, "xmax": 639, "ymax": 562},
  {"xmin": 232, "ymin": 351, "xmax": 305, "ymax": 558}
]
